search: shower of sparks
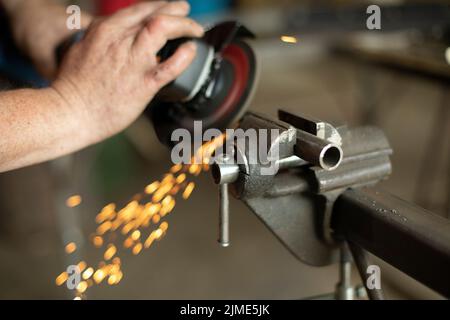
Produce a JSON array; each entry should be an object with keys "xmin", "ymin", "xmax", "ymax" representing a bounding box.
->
[
  {"xmin": 280, "ymin": 35, "xmax": 298, "ymax": 44},
  {"xmin": 57, "ymin": 134, "xmax": 226, "ymax": 298},
  {"xmin": 66, "ymin": 195, "xmax": 82, "ymax": 208}
]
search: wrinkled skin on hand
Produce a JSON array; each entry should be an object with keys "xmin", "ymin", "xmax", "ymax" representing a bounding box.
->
[
  {"xmin": 6, "ymin": 0, "xmax": 93, "ymax": 78},
  {"xmin": 52, "ymin": 1, "xmax": 204, "ymax": 144}
]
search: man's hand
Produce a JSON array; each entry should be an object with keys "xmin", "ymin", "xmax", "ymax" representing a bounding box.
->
[
  {"xmin": 52, "ymin": 1, "xmax": 204, "ymax": 144},
  {"xmin": 3, "ymin": 0, "xmax": 93, "ymax": 78},
  {"xmin": 0, "ymin": 1, "xmax": 204, "ymax": 173}
]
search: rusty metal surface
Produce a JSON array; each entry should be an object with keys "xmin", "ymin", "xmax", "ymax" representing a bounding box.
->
[{"xmin": 333, "ymin": 187, "xmax": 450, "ymax": 297}]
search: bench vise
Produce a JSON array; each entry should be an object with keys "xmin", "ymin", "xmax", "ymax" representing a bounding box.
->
[{"xmin": 211, "ymin": 109, "xmax": 393, "ymax": 267}]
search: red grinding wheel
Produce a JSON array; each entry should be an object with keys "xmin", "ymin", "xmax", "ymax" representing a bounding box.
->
[
  {"xmin": 201, "ymin": 40, "xmax": 258, "ymax": 129},
  {"xmin": 148, "ymin": 39, "xmax": 258, "ymax": 145},
  {"xmin": 210, "ymin": 43, "xmax": 252, "ymax": 125}
]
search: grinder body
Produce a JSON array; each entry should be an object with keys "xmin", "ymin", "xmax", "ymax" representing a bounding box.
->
[
  {"xmin": 56, "ymin": 21, "xmax": 258, "ymax": 146},
  {"xmin": 149, "ymin": 21, "xmax": 258, "ymax": 146}
]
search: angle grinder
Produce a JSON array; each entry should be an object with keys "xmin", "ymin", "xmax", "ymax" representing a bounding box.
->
[{"xmin": 57, "ymin": 21, "xmax": 259, "ymax": 146}]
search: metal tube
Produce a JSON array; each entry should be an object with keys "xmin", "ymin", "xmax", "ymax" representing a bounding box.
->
[
  {"xmin": 295, "ymin": 130, "xmax": 343, "ymax": 171},
  {"xmin": 219, "ymin": 183, "xmax": 230, "ymax": 247},
  {"xmin": 332, "ymin": 188, "xmax": 450, "ymax": 298},
  {"xmin": 212, "ymin": 162, "xmax": 239, "ymax": 185}
]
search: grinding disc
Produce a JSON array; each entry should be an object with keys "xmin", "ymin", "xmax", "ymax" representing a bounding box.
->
[
  {"xmin": 150, "ymin": 39, "xmax": 259, "ymax": 146},
  {"xmin": 202, "ymin": 40, "xmax": 259, "ymax": 130}
]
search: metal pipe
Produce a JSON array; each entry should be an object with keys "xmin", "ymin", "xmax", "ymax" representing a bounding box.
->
[
  {"xmin": 219, "ymin": 183, "xmax": 230, "ymax": 247},
  {"xmin": 332, "ymin": 187, "xmax": 450, "ymax": 298},
  {"xmin": 212, "ymin": 162, "xmax": 239, "ymax": 185},
  {"xmin": 295, "ymin": 130, "xmax": 343, "ymax": 171}
]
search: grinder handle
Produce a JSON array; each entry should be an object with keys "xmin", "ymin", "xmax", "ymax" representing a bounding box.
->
[
  {"xmin": 55, "ymin": 30, "xmax": 192, "ymax": 66},
  {"xmin": 56, "ymin": 30, "xmax": 213, "ymax": 104}
]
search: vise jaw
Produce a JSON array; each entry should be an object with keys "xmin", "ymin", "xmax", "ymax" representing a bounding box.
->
[{"xmin": 211, "ymin": 109, "xmax": 392, "ymax": 266}]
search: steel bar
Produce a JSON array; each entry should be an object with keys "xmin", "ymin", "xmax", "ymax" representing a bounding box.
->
[
  {"xmin": 348, "ymin": 242, "xmax": 384, "ymax": 300},
  {"xmin": 332, "ymin": 188, "xmax": 450, "ymax": 297},
  {"xmin": 212, "ymin": 156, "xmax": 307, "ymax": 186},
  {"xmin": 335, "ymin": 244, "xmax": 355, "ymax": 300},
  {"xmin": 219, "ymin": 183, "xmax": 230, "ymax": 247}
]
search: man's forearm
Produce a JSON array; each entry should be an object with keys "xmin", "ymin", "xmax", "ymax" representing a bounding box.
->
[
  {"xmin": 2, "ymin": 0, "xmax": 92, "ymax": 78},
  {"xmin": 0, "ymin": 1, "xmax": 204, "ymax": 173},
  {"xmin": 1, "ymin": 0, "xmax": 26, "ymax": 13},
  {"xmin": 4, "ymin": 0, "xmax": 62, "ymax": 44},
  {"xmin": 1, "ymin": 0, "xmax": 53, "ymax": 24},
  {"xmin": 0, "ymin": 88, "xmax": 94, "ymax": 172}
]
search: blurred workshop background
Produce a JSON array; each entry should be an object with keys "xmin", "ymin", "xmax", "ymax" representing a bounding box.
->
[{"xmin": 0, "ymin": 0, "xmax": 449, "ymax": 299}]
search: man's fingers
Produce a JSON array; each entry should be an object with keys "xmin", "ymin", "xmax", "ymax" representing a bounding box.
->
[
  {"xmin": 108, "ymin": 1, "xmax": 191, "ymax": 29},
  {"xmin": 154, "ymin": 1, "xmax": 191, "ymax": 16},
  {"xmin": 133, "ymin": 15, "xmax": 204, "ymax": 59},
  {"xmin": 147, "ymin": 41, "xmax": 197, "ymax": 89},
  {"xmin": 106, "ymin": 1, "xmax": 168, "ymax": 29},
  {"xmin": 149, "ymin": 15, "xmax": 204, "ymax": 40}
]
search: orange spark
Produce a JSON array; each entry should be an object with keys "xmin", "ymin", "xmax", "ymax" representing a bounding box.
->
[
  {"xmin": 65, "ymin": 242, "xmax": 77, "ymax": 254},
  {"xmin": 66, "ymin": 195, "xmax": 82, "ymax": 208},
  {"xmin": 183, "ymin": 182, "xmax": 195, "ymax": 200}
]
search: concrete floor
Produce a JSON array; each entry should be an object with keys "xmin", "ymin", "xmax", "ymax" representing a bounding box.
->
[{"xmin": 0, "ymin": 35, "xmax": 448, "ymax": 299}]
